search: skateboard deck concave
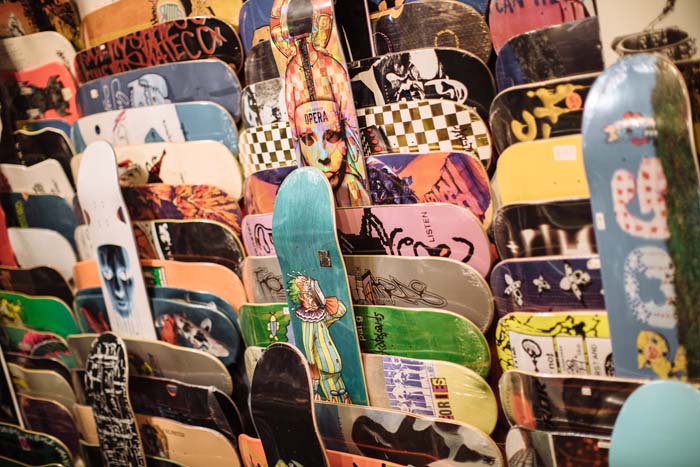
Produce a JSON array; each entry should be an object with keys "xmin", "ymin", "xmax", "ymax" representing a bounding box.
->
[
  {"xmin": 7, "ymin": 227, "xmax": 77, "ymax": 284},
  {"xmin": 238, "ymin": 122, "xmax": 296, "ymax": 178},
  {"xmin": 1, "ymin": 159, "xmax": 75, "ymax": 204},
  {"xmin": 19, "ymin": 393, "xmax": 80, "ymax": 457},
  {"xmin": 0, "ymin": 290, "xmax": 78, "ymax": 339},
  {"xmin": 12, "ymin": 127, "xmax": 75, "ymax": 187},
  {"xmin": 243, "ymin": 40, "xmax": 279, "ymax": 86},
  {"xmin": 0, "ymin": 265, "xmax": 73, "ymax": 306},
  {"xmin": 1, "ymin": 192, "xmax": 78, "ymax": 250},
  {"xmin": 8, "ymin": 363, "xmax": 76, "ymax": 412}
]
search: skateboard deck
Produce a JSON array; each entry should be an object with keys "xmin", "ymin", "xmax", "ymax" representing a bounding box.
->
[
  {"xmin": 582, "ymin": 53, "xmax": 700, "ymax": 379},
  {"xmin": 355, "ymin": 304, "xmax": 490, "ymax": 377},
  {"xmin": 0, "ymin": 31, "xmax": 76, "ymax": 76},
  {"xmin": 488, "ymin": 0, "xmax": 587, "ymax": 53},
  {"xmin": 243, "ymin": 41, "xmax": 279, "ymax": 86},
  {"xmin": 238, "ymin": 122, "xmax": 296, "ymax": 178},
  {"xmin": 73, "ymin": 141, "xmax": 243, "ymax": 200},
  {"xmin": 677, "ymin": 59, "xmax": 700, "ymax": 160},
  {"xmin": 122, "ymin": 184, "xmax": 242, "ymax": 236},
  {"xmin": 270, "ymin": 0, "xmax": 372, "ymax": 207},
  {"xmin": 2, "ymin": 327, "xmax": 75, "ymax": 369},
  {"xmin": 250, "ymin": 342, "xmax": 329, "ymax": 466},
  {"xmin": 491, "ymin": 255, "xmax": 605, "ymax": 316},
  {"xmin": 1, "ymin": 61, "xmax": 78, "ymax": 126},
  {"xmin": 0, "ymin": 2, "xmax": 41, "ymax": 38},
  {"xmin": 499, "ymin": 369, "xmax": 643, "ymax": 436},
  {"xmin": 272, "ymin": 167, "xmax": 368, "ymax": 404},
  {"xmin": 74, "ymin": 258, "xmax": 246, "ymax": 313},
  {"xmin": 32, "ymin": 0, "xmax": 83, "ymax": 51},
  {"xmin": 492, "ymin": 198, "xmax": 596, "ymax": 260},
  {"xmin": 84, "ymin": 332, "xmax": 147, "ymax": 467},
  {"xmin": 243, "ymin": 345, "xmax": 264, "ymax": 382},
  {"xmin": 80, "ymin": 0, "xmax": 186, "ymax": 48},
  {"xmin": 19, "ymin": 118, "xmax": 72, "ymax": 137},
  {"xmin": 359, "ymin": 99, "xmax": 493, "ymax": 170},
  {"xmin": 371, "ymin": 2, "xmax": 491, "ymax": 64},
  {"xmin": 8, "ymin": 363, "xmax": 76, "ymax": 411},
  {"xmin": 7, "ymin": 227, "xmax": 76, "ymax": 284},
  {"xmin": 506, "ymin": 426, "xmax": 609, "ymax": 467},
  {"xmin": 238, "ymin": 0, "xmax": 273, "ymax": 53},
  {"xmin": 495, "ymin": 311, "xmax": 613, "ymax": 376},
  {"xmin": 609, "ymin": 380, "xmax": 700, "ymax": 467},
  {"xmin": 72, "ymin": 102, "xmax": 239, "ymax": 157},
  {"xmin": 12, "ymin": 128, "xmax": 75, "ymax": 187},
  {"xmin": 0, "ymin": 205, "xmax": 17, "ymax": 266},
  {"xmin": 336, "ymin": 203, "xmax": 492, "ymax": 277},
  {"xmin": 494, "ymin": 135, "xmax": 589, "ymax": 206},
  {"xmin": 315, "ymin": 401, "xmax": 503, "ymax": 467},
  {"xmin": 349, "ymin": 47, "xmax": 494, "ymax": 119},
  {"xmin": 367, "ymin": 152, "xmax": 492, "ymax": 226},
  {"xmin": 76, "ymin": 59, "xmax": 242, "ymax": 122},
  {"xmin": 241, "ymin": 214, "xmax": 275, "ymax": 257},
  {"xmin": 68, "ymin": 333, "xmax": 233, "ymax": 395},
  {"xmin": 0, "ymin": 350, "xmax": 22, "ymax": 427},
  {"xmin": 241, "ymin": 77, "xmax": 287, "ymax": 128},
  {"xmin": 241, "ymin": 256, "xmax": 287, "ymax": 304},
  {"xmin": 5, "ymin": 352, "xmax": 71, "ymax": 386},
  {"xmin": 0, "ymin": 290, "xmax": 78, "ymax": 339},
  {"xmin": 77, "ymin": 141, "xmax": 156, "ymax": 339},
  {"xmin": 132, "ymin": 219, "xmax": 245, "ymax": 277},
  {"xmin": 1, "ymin": 159, "xmax": 75, "ymax": 204},
  {"xmin": 243, "ymin": 165, "xmax": 295, "ymax": 215},
  {"xmin": 496, "ymin": 17, "xmax": 604, "ymax": 91},
  {"xmin": 19, "ymin": 393, "xmax": 80, "ymax": 457},
  {"xmin": 362, "ymin": 353, "xmax": 496, "ymax": 434},
  {"xmin": 239, "ymin": 302, "xmax": 293, "ymax": 347},
  {"xmin": 0, "ymin": 421, "xmax": 72, "ymax": 467},
  {"xmin": 78, "ymin": 440, "xmax": 189, "ymax": 467},
  {"xmin": 0, "ymin": 192, "xmax": 78, "ymax": 250},
  {"xmin": 0, "ymin": 265, "xmax": 73, "ymax": 306},
  {"xmin": 489, "ymin": 72, "xmax": 599, "ymax": 155},
  {"xmin": 75, "ymin": 17, "xmax": 243, "ymax": 83}
]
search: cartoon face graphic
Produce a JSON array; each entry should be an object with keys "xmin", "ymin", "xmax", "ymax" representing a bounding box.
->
[
  {"xmin": 97, "ymin": 244, "xmax": 134, "ymax": 318},
  {"xmin": 128, "ymin": 74, "xmax": 169, "ymax": 107},
  {"xmin": 294, "ymin": 101, "xmax": 346, "ymax": 188},
  {"xmin": 293, "ymin": 275, "xmax": 324, "ymax": 311}
]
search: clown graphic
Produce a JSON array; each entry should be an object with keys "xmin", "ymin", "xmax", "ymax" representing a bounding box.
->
[
  {"xmin": 270, "ymin": 0, "xmax": 371, "ymax": 207},
  {"xmin": 287, "ymin": 273, "xmax": 350, "ymax": 403}
]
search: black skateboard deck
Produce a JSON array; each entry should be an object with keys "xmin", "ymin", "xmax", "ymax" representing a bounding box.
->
[
  {"xmin": 244, "ymin": 41, "xmax": 280, "ymax": 86},
  {"xmin": 5, "ymin": 352, "xmax": 72, "ymax": 385},
  {"xmin": 0, "ymin": 421, "xmax": 73, "ymax": 466},
  {"xmin": 0, "ymin": 265, "xmax": 73, "ymax": 307},
  {"xmin": 12, "ymin": 128, "xmax": 75, "ymax": 186},
  {"xmin": 0, "ymin": 350, "xmax": 21, "ymax": 426},
  {"xmin": 250, "ymin": 343, "xmax": 329, "ymax": 466}
]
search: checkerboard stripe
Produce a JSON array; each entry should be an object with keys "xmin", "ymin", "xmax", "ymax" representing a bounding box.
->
[{"xmin": 239, "ymin": 122, "xmax": 298, "ymax": 177}]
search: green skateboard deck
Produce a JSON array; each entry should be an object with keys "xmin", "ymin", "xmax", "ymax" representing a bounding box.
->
[
  {"xmin": 272, "ymin": 167, "xmax": 368, "ymax": 404},
  {"xmin": 1, "ymin": 327, "xmax": 76, "ymax": 369},
  {"xmin": 0, "ymin": 291, "xmax": 79, "ymax": 340},
  {"xmin": 355, "ymin": 304, "xmax": 490, "ymax": 377},
  {"xmin": 239, "ymin": 303, "xmax": 294, "ymax": 348}
]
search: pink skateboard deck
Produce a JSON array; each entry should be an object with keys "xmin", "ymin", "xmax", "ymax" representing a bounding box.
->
[{"xmin": 241, "ymin": 213, "xmax": 275, "ymax": 257}]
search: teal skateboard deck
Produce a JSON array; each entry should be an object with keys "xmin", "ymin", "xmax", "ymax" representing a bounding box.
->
[
  {"xmin": 582, "ymin": 53, "xmax": 700, "ymax": 379},
  {"xmin": 272, "ymin": 166, "xmax": 368, "ymax": 405}
]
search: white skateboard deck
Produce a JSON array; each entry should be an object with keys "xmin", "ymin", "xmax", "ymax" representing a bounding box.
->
[
  {"xmin": 0, "ymin": 32, "xmax": 77, "ymax": 76},
  {"xmin": 1, "ymin": 160, "xmax": 75, "ymax": 205},
  {"xmin": 74, "ymin": 224, "xmax": 93, "ymax": 261},
  {"xmin": 75, "ymin": 0, "xmax": 117, "ymax": 19},
  {"xmin": 76, "ymin": 141, "xmax": 156, "ymax": 339},
  {"xmin": 7, "ymin": 227, "xmax": 77, "ymax": 285}
]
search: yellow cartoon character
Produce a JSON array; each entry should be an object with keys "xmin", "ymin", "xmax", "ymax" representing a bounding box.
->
[
  {"xmin": 0, "ymin": 296, "xmax": 23, "ymax": 326},
  {"xmin": 637, "ymin": 330, "xmax": 687, "ymax": 380}
]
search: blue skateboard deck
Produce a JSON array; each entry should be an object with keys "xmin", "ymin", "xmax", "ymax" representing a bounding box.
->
[
  {"xmin": 76, "ymin": 59, "xmax": 242, "ymax": 122},
  {"xmin": 72, "ymin": 102, "xmax": 239, "ymax": 156},
  {"xmin": 582, "ymin": 53, "xmax": 700, "ymax": 380},
  {"xmin": 491, "ymin": 255, "xmax": 605, "ymax": 317},
  {"xmin": 238, "ymin": 0, "xmax": 274, "ymax": 54},
  {"xmin": 272, "ymin": 167, "xmax": 369, "ymax": 405}
]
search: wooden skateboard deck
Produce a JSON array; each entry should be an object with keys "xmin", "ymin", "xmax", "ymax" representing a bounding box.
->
[
  {"xmin": 492, "ymin": 198, "xmax": 596, "ymax": 260},
  {"xmin": 491, "ymin": 255, "xmax": 605, "ymax": 316},
  {"xmin": 11, "ymin": 128, "xmax": 75, "ymax": 187},
  {"xmin": 19, "ymin": 393, "xmax": 80, "ymax": 457},
  {"xmin": 76, "ymin": 59, "xmax": 242, "ymax": 122},
  {"xmin": 80, "ymin": 0, "xmax": 186, "ymax": 48},
  {"xmin": 241, "ymin": 256, "xmax": 287, "ymax": 303},
  {"xmin": 494, "ymin": 134, "xmax": 589, "ymax": 206},
  {"xmin": 1, "ymin": 192, "xmax": 78, "ymax": 250},
  {"xmin": 496, "ymin": 17, "xmax": 603, "ymax": 91},
  {"xmin": 121, "ymin": 184, "xmax": 242, "ymax": 236},
  {"xmin": 243, "ymin": 165, "xmax": 296, "ymax": 215},
  {"xmin": 250, "ymin": 343, "xmax": 329, "ymax": 466},
  {"xmin": 68, "ymin": 333, "xmax": 233, "ymax": 395},
  {"xmin": 272, "ymin": 167, "xmax": 368, "ymax": 404},
  {"xmin": 270, "ymin": 0, "xmax": 372, "ymax": 207},
  {"xmin": 8, "ymin": 363, "xmax": 75, "ymax": 412},
  {"xmin": 0, "ymin": 265, "xmax": 72, "ymax": 306},
  {"xmin": 362, "ymin": 353, "xmax": 496, "ymax": 434},
  {"xmin": 488, "ymin": 0, "xmax": 587, "ymax": 53},
  {"xmin": 336, "ymin": 203, "xmax": 492, "ymax": 277},
  {"xmin": 77, "ymin": 141, "xmax": 156, "ymax": 339},
  {"xmin": 240, "ymin": 77, "xmax": 287, "ymax": 129},
  {"xmin": 0, "ymin": 290, "xmax": 78, "ymax": 339},
  {"xmin": 5, "ymin": 352, "xmax": 71, "ymax": 386},
  {"xmin": 355, "ymin": 304, "xmax": 490, "ymax": 377},
  {"xmin": 499, "ymin": 369, "xmax": 643, "ymax": 436},
  {"xmin": 315, "ymin": 401, "xmax": 503, "ymax": 467},
  {"xmin": 359, "ymin": 99, "xmax": 493, "ymax": 170},
  {"xmin": 0, "ymin": 421, "xmax": 73, "ymax": 467},
  {"xmin": 1, "ymin": 61, "xmax": 78, "ymax": 125},
  {"xmin": 506, "ymin": 426, "xmax": 609, "ymax": 467},
  {"xmin": 72, "ymin": 102, "xmax": 239, "ymax": 157},
  {"xmin": 238, "ymin": 122, "xmax": 296, "ymax": 178},
  {"xmin": 75, "ymin": 17, "xmax": 244, "ymax": 83},
  {"xmin": 371, "ymin": 1, "xmax": 491, "ymax": 64},
  {"xmin": 0, "ymin": 31, "xmax": 76, "ymax": 76},
  {"xmin": 349, "ymin": 47, "xmax": 494, "ymax": 119},
  {"xmin": 243, "ymin": 41, "xmax": 279, "ymax": 86},
  {"xmin": 495, "ymin": 311, "xmax": 613, "ymax": 376},
  {"xmin": 7, "ymin": 227, "xmax": 76, "ymax": 284},
  {"xmin": 367, "ymin": 152, "xmax": 493, "ymax": 227},
  {"xmin": 489, "ymin": 72, "xmax": 599, "ymax": 155},
  {"xmin": 582, "ymin": 53, "xmax": 700, "ymax": 379},
  {"xmin": 1, "ymin": 159, "xmax": 75, "ymax": 204}
]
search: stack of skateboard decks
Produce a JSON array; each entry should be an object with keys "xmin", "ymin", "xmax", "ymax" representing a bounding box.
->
[{"xmin": 0, "ymin": 0, "xmax": 698, "ymax": 466}]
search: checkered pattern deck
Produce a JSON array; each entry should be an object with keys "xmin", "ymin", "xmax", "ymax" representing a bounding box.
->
[
  {"xmin": 239, "ymin": 122, "xmax": 298, "ymax": 177},
  {"xmin": 357, "ymin": 100, "xmax": 492, "ymax": 163}
]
